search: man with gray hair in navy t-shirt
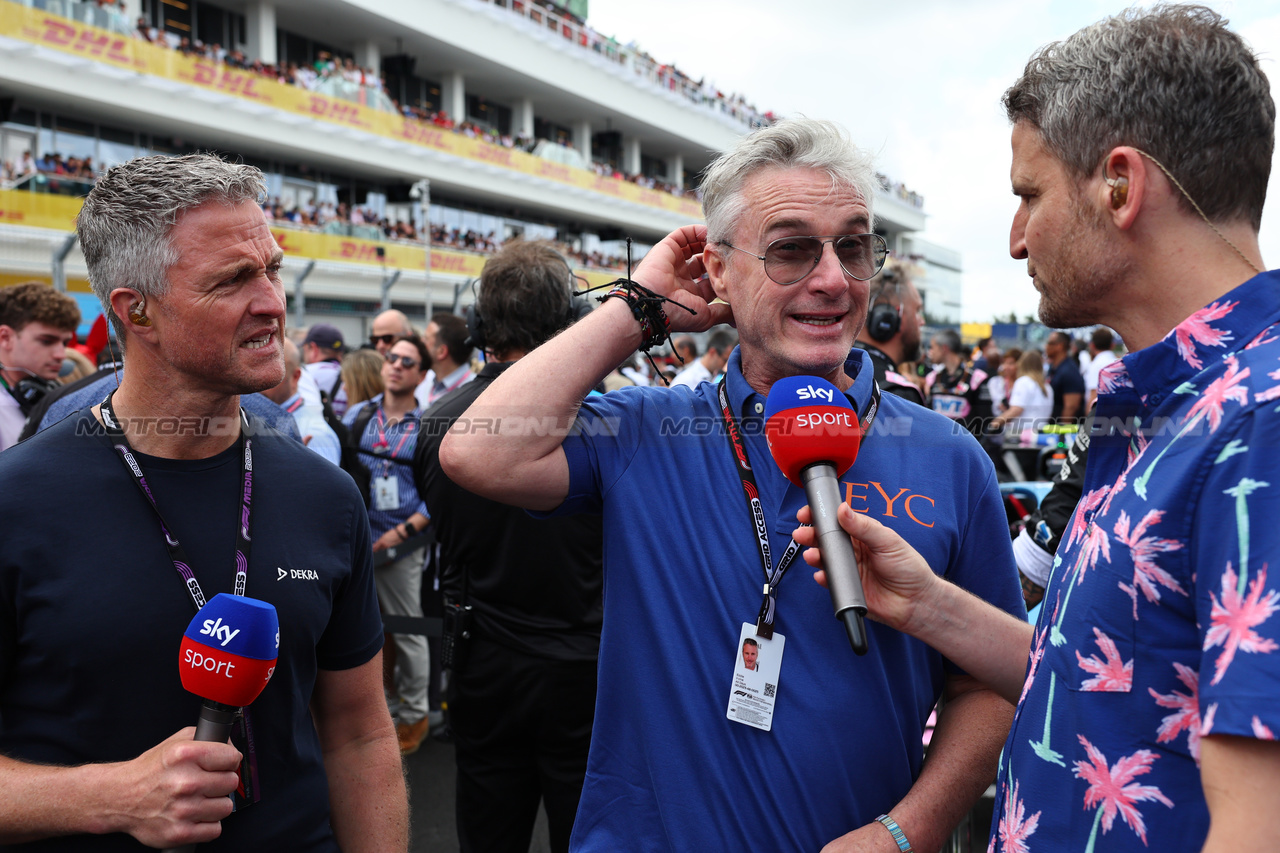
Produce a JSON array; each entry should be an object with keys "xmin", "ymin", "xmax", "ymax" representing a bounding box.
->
[{"xmin": 0, "ymin": 154, "xmax": 405, "ymax": 851}]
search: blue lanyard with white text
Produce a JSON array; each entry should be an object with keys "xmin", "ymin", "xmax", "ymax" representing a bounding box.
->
[{"xmin": 717, "ymin": 378, "xmax": 879, "ymax": 638}]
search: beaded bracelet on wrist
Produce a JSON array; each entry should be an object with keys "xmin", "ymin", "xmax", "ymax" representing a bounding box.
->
[{"xmin": 598, "ymin": 279, "xmax": 673, "ymax": 351}]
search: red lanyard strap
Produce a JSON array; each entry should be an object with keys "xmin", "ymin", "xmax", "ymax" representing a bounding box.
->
[{"xmin": 716, "ymin": 377, "xmax": 879, "ymax": 638}]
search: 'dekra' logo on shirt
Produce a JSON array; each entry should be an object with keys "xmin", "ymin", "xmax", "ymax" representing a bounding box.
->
[{"xmin": 277, "ymin": 567, "xmax": 320, "ymax": 582}]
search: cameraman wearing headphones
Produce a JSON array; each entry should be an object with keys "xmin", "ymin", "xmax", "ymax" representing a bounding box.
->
[
  {"xmin": 0, "ymin": 282, "xmax": 79, "ymax": 451},
  {"xmin": 853, "ymin": 262, "xmax": 926, "ymax": 406},
  {"xmin": 416, "ymin": 241, "xmax": 602, "ymax": 853}
]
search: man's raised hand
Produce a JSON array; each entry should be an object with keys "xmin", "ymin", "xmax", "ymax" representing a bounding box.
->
[{"xmin": 631, "ymin": 224, "xmax": 733, "ymax": 333}]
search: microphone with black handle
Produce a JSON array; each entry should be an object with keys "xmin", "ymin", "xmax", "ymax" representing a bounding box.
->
[
  {"xmin": 764, "ymin": 376, "xmax": 869, "ymax": 655},
  {"xmin": 164, "ymin": 594, "xmax": 279, "ymax": 853}
]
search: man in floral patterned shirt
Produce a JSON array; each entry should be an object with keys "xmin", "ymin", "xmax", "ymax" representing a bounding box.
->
[{"xmin": 794, "ymin": 5, "xmax": 1280, "ymax": 851}]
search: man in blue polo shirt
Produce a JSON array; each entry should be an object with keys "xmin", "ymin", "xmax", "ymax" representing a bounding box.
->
[
  {"xmin": 792, "ymin": 8, "xmax": 1280, "ymax": 852},
  {"xmin": 343, "ymin": 334, "xmax": 433, "ymax": 755},
  {"xmin": 441, "ymin": 117, "xmax": 1024, "ymax": 852}
]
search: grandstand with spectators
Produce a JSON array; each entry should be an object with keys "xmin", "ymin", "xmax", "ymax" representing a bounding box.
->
[{"xmin": 0, "ymin": 0, "xmax": 961, "ymax": 340}]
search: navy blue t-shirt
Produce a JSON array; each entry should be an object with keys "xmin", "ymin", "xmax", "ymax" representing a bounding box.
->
[
  {"xmin": 0, "ymin": 411, "xmax": 382, "ymax": 851},
  {"xmin": 1048, "ymin": 357, "xmax": 1086, "ymax": 423}
]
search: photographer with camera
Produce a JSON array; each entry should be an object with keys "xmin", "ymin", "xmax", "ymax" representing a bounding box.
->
[
  {"xmin": 415, "ymin": 240, "xmax": 602, "ymax": 853},
  {"xmin": 0, "ymin": 282, "xmax": 79, "ymax": 452}
]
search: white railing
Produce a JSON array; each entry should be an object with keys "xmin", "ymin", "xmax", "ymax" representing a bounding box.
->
[{"xmin": 481, "ymin": 0, "xmax": 775, "ymax": 131}]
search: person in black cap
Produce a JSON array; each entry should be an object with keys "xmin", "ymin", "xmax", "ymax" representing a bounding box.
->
[{"xmin": 302, "ymin": 322, "xmax": 347, "ymax": 416}]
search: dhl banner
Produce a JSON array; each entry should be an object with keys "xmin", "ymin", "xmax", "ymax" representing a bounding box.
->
[
  {"xmin": 0, "ymin": 187, "xmax": 82, "ymax": 230},
  {"xmin": 0, "ymin": 190, "xmax": 621, "ymax": 287},
  {"xmin": 3, "ymin": 5, "xmax": 704, "ymax": 221}
]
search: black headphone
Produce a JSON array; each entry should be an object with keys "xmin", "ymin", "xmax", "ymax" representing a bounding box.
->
[
  {"xmin": 1, "ymin": 368, "xmax": 55, "ymax": 416},
  {"xmin": 464, "ymin": 298, "xmax": 487, "ymax": 351},
  {"xmin": 867, "ymin": 302, "xmax": 901, "ymax": 343},
  {"xmin": 866, "ymin": 269, "xmax": 904, "ymax": 343},
  {"xmin": 464, "ymin": 256, "xmax": 592, "ymax": 352}
]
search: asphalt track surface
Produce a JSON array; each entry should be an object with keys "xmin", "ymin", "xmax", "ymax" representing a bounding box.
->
[
  {"xmin": 404, "ymin": 732, "xmax": 991, "ymax": 853},
  {"xmin": 406, "ymin": 732, "xmax": 552, "ymax": 853}
]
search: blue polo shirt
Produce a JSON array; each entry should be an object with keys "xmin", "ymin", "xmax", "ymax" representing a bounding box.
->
[
  {"xmin": 343, "ymin": 395, "xmax": 427, "ymax": 536},
  {"xmin": 548, "ymin": 348, "xmax": 1025, "ymax": 852},
  {"xmin": 993, "ymin": 270, "xmax": 1280, "ymax": 853}
]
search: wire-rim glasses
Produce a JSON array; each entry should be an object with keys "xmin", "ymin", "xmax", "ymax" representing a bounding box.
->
[{"xmin": 719, "ymin": 234, "xmax": 889, "ymax": 285}]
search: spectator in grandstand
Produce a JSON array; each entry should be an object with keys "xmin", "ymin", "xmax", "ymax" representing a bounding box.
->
[
  {"xmin": 0, "ymin": 153, "xmax": 405, "ymax": 849},
  {"xmin": 1082, "ymin": 326, "xmax": 1119, "ymax": 408},
  {"xmin": 854, "ymin": 263, "xmax": 927, "ymax": 406},
  {"xmin": 439, "ymin": 117, "xmax": 1021, "ymax": 853},
  {"xmin": 341, "ymin": 348, "xmax": 385, "ymax": 408},
  {"xmin": 343, "ymin": 334, "xmax": 433, "ymax": 756},
  {"xmin": 301, "ymin": 322, "xmax": 347, "ymax": 415},
  {"xmin": 370, "ymin": 308, "xmax": 414, "ymax": 356},
  {"xmin": 0, "ymin": 281, "xmax": 79, "ymax": 451},
  {"xmin": 421, "ymin": 312, "xmax": 474, "ymax": 407},
  {"xmin": 925, "ymin": 328, "xmax": 993, "ymax": 437},
  {"xmin": 799, "ymin": 7, "xmax": 1280, "ymax": 851},
  {"xmin": 417, "ymin": 240, "xmax": 603, "ymax": 853},
  {"xmin": 134, "ymin": 15, "xmax": 156, "ymax": 42},
  {"xmin": 669, "ymin": 326, "xmax": 735, "ymax": 388},
  {"xmin": 1044, "ymin": 329, "xmax": 1084, "ymax": 424},
  {"xmin": 262, "ymin": 338, "xmax": 341, "ymax": 465}
]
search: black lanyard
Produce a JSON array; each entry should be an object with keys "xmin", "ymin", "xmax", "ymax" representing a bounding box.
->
[
  {"xmin": 718, "ymin": 377, "xmax": 879, "ymax": 639},
  {"xmin": 100, "ymin": 391, "xmax": 254, "ymax": 611}
]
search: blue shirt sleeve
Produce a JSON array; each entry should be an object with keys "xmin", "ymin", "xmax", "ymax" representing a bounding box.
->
[
  {"xmin": 543, "ymin": 389, "xmax": 648, "ymax": 517},
  {"xmin": 1194, "ymin": 406, "xmax": 1280, "ymax": 740}
]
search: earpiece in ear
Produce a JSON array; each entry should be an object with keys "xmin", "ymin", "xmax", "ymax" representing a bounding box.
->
[
  {"xmin": 1104, "ymin": 175, "xmax": 1128, "ymax": 209},
  {"xmin": 129, "ymin": 301, "xmax": 151, "ymax": 327}
]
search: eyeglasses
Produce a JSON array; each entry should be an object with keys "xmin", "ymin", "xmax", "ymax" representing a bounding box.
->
[
  {"xmin": 384, "ymin": 353, "xmax": 420, "ymax": 369},
  {"xmin": 369, "ymin": 334, "xmax": 397, "ymax": 347},
  {"xmin": 719, "ymin": 234, "xmax": 889, "ymax": 285}
]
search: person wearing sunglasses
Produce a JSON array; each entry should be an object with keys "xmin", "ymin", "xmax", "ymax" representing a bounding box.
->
[
  {"xmin": 342, "ymin": 334, "xmax": 434, "ymax": 756},
  {"xmin": 440, "ymin": 118, "xmax": 1023, "ymax": 852},
  {"xmin": 369, "ymin": 308, "xmax": 414, "ymax": 357}
]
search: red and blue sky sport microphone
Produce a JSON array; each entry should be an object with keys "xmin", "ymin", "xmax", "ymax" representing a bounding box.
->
[
  {"xmin": 178, "ymin": 593, "xmax": 279, "ymax": 740},
  {"xmin": 166, "ymin": 595, "xmax": 278, "ymax": 853},
  {"xmin": 764, "ymin": 376, "xmax": 869, "ymax": 655}
]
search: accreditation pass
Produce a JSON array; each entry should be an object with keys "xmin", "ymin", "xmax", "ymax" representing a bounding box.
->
[{"xmin": 726, "ymin": 622, "xmax": 785, "ymax": 731}]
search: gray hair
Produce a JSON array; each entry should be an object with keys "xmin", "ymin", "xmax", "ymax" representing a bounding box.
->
[
  {"xmin": 932, "ymin": 328, "xmax": 963, "ymax": 356},
  {"xmin": 76, "ymin": 154, "xmax": 267, "ymax": 339},
  {"xmin": 1003, "ymin": 4, "xmax": 1274, "ymax": 229},
  {"xmin": 700, "ymin": 118, "xmax": 878, "ymax": 244}
]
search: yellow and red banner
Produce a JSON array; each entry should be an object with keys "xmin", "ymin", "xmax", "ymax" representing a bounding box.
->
[
  {"xmin": 3, "ymin": 4, "xmax": 704, "ymax": 221},
  {"xmin": 0, "ymin": 190, "xmax": 620, "ymax": 286}
]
